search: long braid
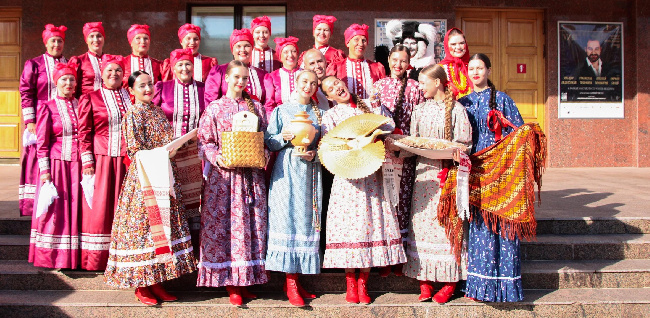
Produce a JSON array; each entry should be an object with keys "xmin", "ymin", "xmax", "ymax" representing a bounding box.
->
[
  {"xmin": 443, "ymin": 85, "xmax": 455, "ymax": 141},
  {"xmin": 241, "ymin": 91, "xmax": 257, "ymax": 116},
  {"xmin": 487, "ymin": 79, "xmax": 497, "ymax": 111},
  {"xmin": 353, "ymin": 93, "xmax": 372, "ymax": 114},
  {"xmin": 393, "ymin": 76, "xmax": 408, "ymax": 127},
  {"xmin": 309, "ymin": 98, "xmax": 322, "ymax": 125}
]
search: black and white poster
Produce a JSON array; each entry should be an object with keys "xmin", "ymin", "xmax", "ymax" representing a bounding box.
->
[{"xmin": 558, "ymin": 22, "xmax": 623, "ymax": 118}]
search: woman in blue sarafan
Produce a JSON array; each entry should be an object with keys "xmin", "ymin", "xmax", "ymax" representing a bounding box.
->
[
  {"xmin": 264, "ymin": 70, "xmax": 324, "ymax": 307},
  {"xmin": 458, "ymin": 53, "xmax": 525, "ymax": 302}
]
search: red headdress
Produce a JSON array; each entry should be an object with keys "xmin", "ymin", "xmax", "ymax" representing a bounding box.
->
[
  {"xmin": 178, "ymin": 23, "xmax": 201, "ymax": 42},
  {"xmin": 100, "ymin": 54, "xmax": 125, "ymax": 73},
  {"xmin": 251, "ymin": 16, "xmax": 272, "ymax": 33},
  {"xmin": 274, "ymin": 36, "xmax": 299, "ymax": 59},
  {"xmin": 440, "ymin": 27, "xmax": 472, "ymax": 96},
  {"xmin": 42, "ymin": 24, "xmax": 67, "ymax": 44},
  {"xmin": 344, "ymin": 24, "xmax": 369, "ymax": 45},
  {"xmin": 83, "ymin": 22, "xmax": 104, "ymax": 39},
  {"xmin": 230, "ymin": 28, "xmax": 254, "ymax": 51},
  {"xmin": 52, "ymin": 61, "xmax": 76, "ymax": 83},
  {"xmin": 313, "ymin": 15, "xmax": 337, "ymax": 32},
  {"xmin": 170, "ymin": 48, "xmax": 194, "ymax": 66},
  {"xmin": 127, "ymin": 24, "xmax": 150, "ymax": 43}
]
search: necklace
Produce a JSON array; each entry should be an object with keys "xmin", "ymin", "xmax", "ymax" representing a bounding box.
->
[{"xmin": 448, "ymin": 64, "xmax": 470, "ymax": 95}]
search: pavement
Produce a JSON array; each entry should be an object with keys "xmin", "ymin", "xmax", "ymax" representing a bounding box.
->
[{"xmin": 0, "ymin": 164, "xmax": 648, "ymax": 220}]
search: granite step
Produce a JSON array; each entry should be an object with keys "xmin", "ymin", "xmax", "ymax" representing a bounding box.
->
[
  {"xmin": 521, "ymin": 234, "xmax": 650, "ymax": 260},
  {"xmin": 0, "ymin": 288, "xmax": 649, "ymax": 318},
  {"xmin": 0, "ymin": 235, "xmax": 29, "ymax": 260},
  {"xmin": 1, "ymin": 259, "xmax": 648, "ymax": 291},
  {"xmin": 0, "ymin": 217, "xmax": 30, "ymax": 235}
]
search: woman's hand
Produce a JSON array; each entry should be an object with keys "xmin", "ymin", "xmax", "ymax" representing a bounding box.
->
[
  {"xmin": 216, "ymin": 155, "xmax": 231, "ymax": 169},
  {"xmin": 282, "ymin": 130, "xmax": 295, "ymax": 141},
  {"xmin": 452, "ymin": 148, "xmax": 461, "ymax": 163},
  {"xmin": 295, "ymin": 150, "xmax": 315, "ymax": 161},
  {"xmin": 40, "ymin": 173, "xmax": 51, "ymax": 183},
  {"xmin": 385, "ymin": 137, "xmax": 400, "ymax": 152},
  {"xmin": 82, "ymin": 167, "xmax": 95, "ymax": 175},
  {"xmin": 26, "ymin": 123, "xmax": 36, "ymax": 134}
]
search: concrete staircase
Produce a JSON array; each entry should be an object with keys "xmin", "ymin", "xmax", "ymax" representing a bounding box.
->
[{"xmin": 0, "ymin": 215, "xmax": 648, "ymax": 317}]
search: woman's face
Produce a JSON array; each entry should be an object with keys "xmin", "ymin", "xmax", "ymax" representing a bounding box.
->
[
  {"xmin": 130, "ymin": 33, "xmax": 150, "ymax": 56},
  {"xmin": 174, "ymin": 60, "xmax": 194, "ymax": 83},
  {"xmin": 296, "ymin": 71, "xmax": 319, "ymax": 100},
  {"xmin": 467, "ymin": 59, "xmax": 491, "ymax": 88},
  {"xmin": 232, "ymin": 41, "xmax": 252, "ymax": 64},
  {"xmin": 45, "ymin": 36, "xmax": 64, "ymax": 57},
  {"xmin": 418, "ymin": 74, "xmax": 441, "ymax": 99},
  {"xmin": 56, "ymin": 74, "xmax": 76, "ymax": 98},
  {"xmin": 86, "ymin": 32, "xmax": 104, "ymax": 54},
  {"xmin": 225, "ymin": 66, "xmax": 249, "ymax": 95},
  {"xmin": 347, "ymin": 35, "xmax": 367, "ymax": 59},
  {"xmin": 313, "ymin": 23, "xmax": 331, "ymax": 46},
  {"xmin": 101, "ymin": 64, "xmax": 123, "ymax": 89},
  {"xmin": 389, "ymin": 50, "xmax": 409, "ymax": 79},
  {"xmin": 181, "ymin": 32, "xmax": 201, "ymax": 55},
  {"xmin": 280, "ymin": 45, "xmax": 298, "ymax": 70},
  {"xmin": 253, "ymin": 26, "xmax": 270, "ymax": 49},
  {"xmin": 129, "ymin": 73, "xmax": 154, "ymax": 104},
  {"xmin": 322, "ymin": 76, "xmax": 350, "ymax": 104},
  {"xmin": 447, "ymin": 34, "xmax": 467, "ymax": 58}
]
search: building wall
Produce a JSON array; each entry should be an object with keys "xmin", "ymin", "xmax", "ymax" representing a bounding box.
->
[{"xmin": 6, "ymin": 0, "xmax": 649, "ymax": 167}]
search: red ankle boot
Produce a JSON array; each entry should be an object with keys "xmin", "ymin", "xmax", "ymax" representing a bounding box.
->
[
  {"xmin": 378, "ymin": 266, "xmax": 391, "ymax": 277},
  {"xmin": 149, "ymin": 283, "xmax": 177, "ymax": 301},
  {"xmin": 345, "ymin": 272, "xmax": 359, "ymax": 304},
  {"xmin": 418, "ymin": 280, "xmax": 433, "ymax": 302},
  {"xmin": 433, "ymin": 282, "xmax": 456, "ymax": 303},
  {"xmin": 298, "ymin": 284, "xmax": 316, "ymax": 299},
  {"xmin": 286, "ymin": 273, "xmax": 306, "ymax": 307},
  {"xmin": 226, "ymin": 286, "xmax": 243, "ymax": 306},
  {"xmin": 240, "ymin": 286, "xmax": 257, "ymax": 299},
  {"xmin": 392, "ymin": 263, "xmax": 404, "ymax": 276},
  {"xmin": 357, "ymin": 271, "xmax": 371, "ymax": 304},
  {"xmin": 135, "ymin": 286, "xmax": 158, "ymax": 306}
]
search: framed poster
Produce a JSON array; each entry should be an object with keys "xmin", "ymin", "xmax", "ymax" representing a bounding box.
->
[
  {"xmin": 375, "ymin": 19, "xmax": 447, "ymax": 63},
  {"xmin": 558, "ymin": 22, "xmax": 624, "ymax": 118}
]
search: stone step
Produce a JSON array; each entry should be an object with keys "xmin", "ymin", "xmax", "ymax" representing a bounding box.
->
[
  {"xmin": 0, "ymin": 288, "xmax": 649, "ymax": 317},
  {"xmin": 521, "ymin": 234, "xmax": 650, "ymax": 260},
  {"xmin": 0, "ymin": 235, "xmax": 28, "ymax": 260},
  {"xmin": 1, "ymin": 259, "xmax": 648, "ymax": 291},
  {"xmin": 2, "ymin": 216, "xmax": 649, "ymax": 236}
]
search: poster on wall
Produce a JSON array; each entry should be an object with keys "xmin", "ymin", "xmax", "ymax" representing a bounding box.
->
[
  {"xmin": 374, "ymin": 19, "xmax": 447, "ymax": 73},
  {"xmin": 558, "ymin": 22, "xmax": 623, "ymax": 118}
]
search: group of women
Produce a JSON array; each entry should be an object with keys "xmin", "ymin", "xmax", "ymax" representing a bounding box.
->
[{"xmin": 20, "ymin": 15, "xmax": 525, "ymax": 307}]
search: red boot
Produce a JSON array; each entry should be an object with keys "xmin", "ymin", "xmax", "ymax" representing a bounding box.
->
[
  {"xmin": 240, "ymin": 286, "xmax": 257, "ymax": 299},
  {"xmin": 418, "ymin": 280, "xmax": 433, "ymax": 302},
  {"xmin": 286, "ymin": 273, "xmax": 306, "ymax": 307},
  {"xmin": 357, "ymin": 271, "xmax": 371, "ymax": 304},
  {"xmin": 345, "ymin": 272, "xmax": 359, "ymax": 304},
  {"xmin": 433, "ymin": 282, "xmax": 457, "ymax": 303},
  {"xmin": 392, "ymin": 263, "xmax": 404, "ymax": 276},
  {"xmin": 298, "ymin": 284, "xmax": 317, "ymax": 299},
  {"xmin": 135, "ymin": 286, "xmax": 158, "ymax": 306},
  {"xmin": 226, "ymin": 286, "xmax": 243, "ymax": 306},
  {"xmin": 149, "ymin": 283, "xmax": 177, "ymax": 301},
  {"xmin": 378, "ymin": 266, "xmax": 391, "ymax": 277}
]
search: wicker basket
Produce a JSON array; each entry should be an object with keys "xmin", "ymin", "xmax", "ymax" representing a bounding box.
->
[{"xmin": 221, "ymin": 131, "xmax": 265, "ymax": 168}]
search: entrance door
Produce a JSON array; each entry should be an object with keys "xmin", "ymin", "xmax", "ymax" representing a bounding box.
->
[
  {"xmin": 456, "ymin": 8, "xmax": 545, "ymax": 129},
  {"xmin": 0, "ymin": 8, "xmax": 22, "ymax": 158}
]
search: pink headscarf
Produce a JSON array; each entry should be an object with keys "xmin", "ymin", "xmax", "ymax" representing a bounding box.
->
[
  {"xmin": 178, "ymin": 23, "xmax": 201, "ymax": 42},
  {"xmin": 344, "ymin": 24, "xmax": 369, "ymax": 45},
  {"xmin": 52, "ymin": 62, "xmax": 76, "ymax": 83},
  {"xmin": 274, "ymin": 36, "xmax": 299, "ymax": 59},
  {"xmin": 42, "ymin": 24, "xmax": 67, "ymax": 44},
  {"xmin": 127, "ymin": 24, "xmax": 150, "ymax": 43},
  {"xmin": 251, "ymin": 16, "xmax": 271, "ymax": 33},
  {"xmin": 170, "ymin": 48, "xmax": 194, "ymax": 66},
  {"xmin": 83, "ymin": 22, "xmax": 104, "ymax": 39},
  {"xmin": 313, "ymin": 15, "xmax": 337, "ymax": 32},
  {"xmin": 230, "ymin": 28, "xmax": 254, "ymax": 51},
  {"xmin": 100, "ymin": 54, "xmax": 125, "ymax": 73}
]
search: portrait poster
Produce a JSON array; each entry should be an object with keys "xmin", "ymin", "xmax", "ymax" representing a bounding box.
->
[
  {"xmin": 558, "ymin": 22, "xmax": 623, "ymax": 118},
  {"xmin": 375, "ymin": 19, "xmax": 447, "ymax": 63}
]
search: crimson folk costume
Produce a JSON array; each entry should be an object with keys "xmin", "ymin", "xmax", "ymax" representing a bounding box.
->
[
  {"xmin": 77, "ymin": 55, "xmax": 131, "ymax": 271},
  {"xmin": 122, "ymin": 24, "xmax": 162, "ymax": 87},
  {"xmin": 69, "ymin": 22, "xmax": 105, "ymax": 97},
  {"xmin": 263, "ymin": 37, "xmax": 300, "ymax": 117},
  {"xmin": 19, "ymin": 24, "xmax": 68, "ymax": 216},
  {"xmin": 326, "ymin": 24, "xmax": 386, "ymax": 99},
  {"xmin": 298, "ymin": 15, "xmax": 346, "ymax": 67},
  {"xmin": 439, "ymin": 28, "xmax": 473, "ymax": 99},
  {"xmin": 161, "ymin": 24, "xmax": 218, "ymax": 82},
  {"xmin": 250, "ymin": 16, "xmax": 281, "ymax": 73},
  {"xmin": 29, "ymin": 63, "xmax": 82, "ymax": 269}
]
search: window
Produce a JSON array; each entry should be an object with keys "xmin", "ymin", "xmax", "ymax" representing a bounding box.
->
[{"xmin": 190, "ymin": 5, "xmax": 286, "ymax": 63}]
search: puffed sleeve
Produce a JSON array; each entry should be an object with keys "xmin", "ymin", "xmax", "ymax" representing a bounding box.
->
[
  {"xmin": 152, "ymin": 81, "xmax": 164, "ymax": 106},
  {"xmin": 500, "ymin": 92, "xmax": 525, "ymax": 133},
  {"xmin": 19, "ymin": 59, "xmax": 38, "ymax": 124},
  {"xmin": 68, "ymin": 55, "xmax": 83, "ymax": 98},
  {"xmin": 161, "ymin": 58, "xmax": 173, "ymax": 82},
  {"xmin": 264, "ymin": 106, "xmax": 288, "ymax": 152},
  {"xmin": 204, "ymin": 65, "xmax": 223, "ymax": 106},
  {"xmin": 35, "ymin": 103, "xmax": 52, "ymax": 175},
  {"xmin": 263, "ymin": 72, "xmax": 278, "ymax": 118},
  {"xmin": 77, "ymin": 93, "xmax": 95, "ymax": 169},
  {"xmin": 451, "ymin": 101, "xmax": 473, "ymax": 149},
  {"xmin": 372, "ymin": 62, "xmax": 387, "ymax": 81},
  {"xmin": 122, "ymin": 108, "xmax": 146, "ymax": 159},
  {"xmin": 197, "ymin": 103, "xmax": 221, "ymax": 167},
  {"xmin": 330, "ymin": 48, "xmax": 347, "ymax": 64}
]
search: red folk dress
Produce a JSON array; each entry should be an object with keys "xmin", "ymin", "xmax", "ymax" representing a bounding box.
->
[{"xmin": 326, "ymin": 57, "xmax": 386, "ymax": 99}]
